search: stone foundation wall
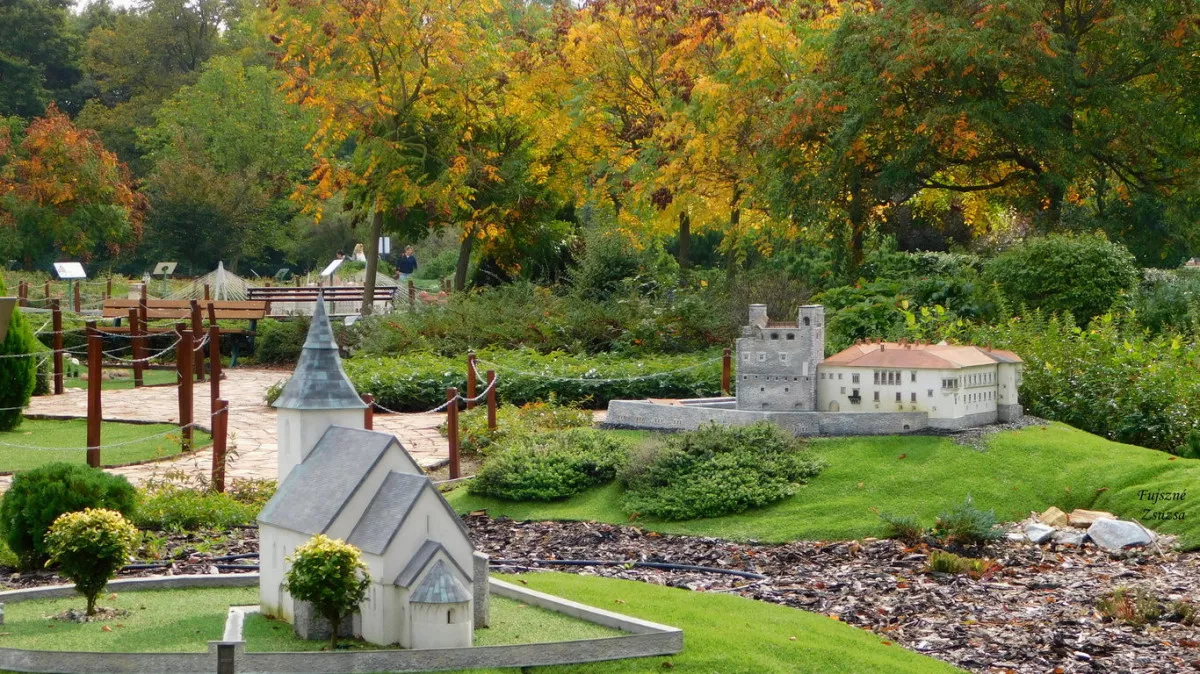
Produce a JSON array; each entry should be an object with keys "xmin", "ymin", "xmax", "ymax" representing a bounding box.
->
[
  {"xmin": 605, "ymin": 401, "xmax": 927, "ymax": 436},
  {"xmin": 927, "ymin": 410, "xmax": 997, "ymax": 431},
  {"xmin": 997, "ymin": 404, "xmax": 1024, "ymax": 422}
]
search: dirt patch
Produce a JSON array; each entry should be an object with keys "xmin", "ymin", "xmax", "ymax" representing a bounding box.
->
[{"xmin": 50, "ymin": 606, "xmax": 131, "ymax": 623}]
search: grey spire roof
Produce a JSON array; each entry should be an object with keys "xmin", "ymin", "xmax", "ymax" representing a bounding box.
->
[
  {"xmin": 273, "ymin": 294, "xmax": 366, "ymax": 410},
  {"xmin": 410, "ymin": 560, "xmax": 471, "ymax": 604}
]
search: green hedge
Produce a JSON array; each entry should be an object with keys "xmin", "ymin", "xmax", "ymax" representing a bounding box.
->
[
  {"xmin": 469, "ymin": 429, "xmax": 627, "ymax": 501},
  {"xmin": 344, "ymin": 349, "xmax": 724, "ymax": 411}
]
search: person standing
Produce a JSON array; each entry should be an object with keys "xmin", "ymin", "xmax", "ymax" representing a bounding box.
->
[{"xmin": 397, "ymin": 245, "xmax": 418, "ymax": 280}]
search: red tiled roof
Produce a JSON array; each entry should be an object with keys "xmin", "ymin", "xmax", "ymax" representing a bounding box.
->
[{"xmin": 823, "ymin": 342, "xmax": 1023, "ymax": 370}]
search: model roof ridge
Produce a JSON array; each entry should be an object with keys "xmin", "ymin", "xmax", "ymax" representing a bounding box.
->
[{"xmin": 272, "ymin": 291, "xmax": 367, "ymax": 410}]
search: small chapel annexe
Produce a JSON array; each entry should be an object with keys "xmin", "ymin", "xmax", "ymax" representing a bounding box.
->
[{"xmin": 257, "ymin": 295, "xmax": 488, "ymax": 649}]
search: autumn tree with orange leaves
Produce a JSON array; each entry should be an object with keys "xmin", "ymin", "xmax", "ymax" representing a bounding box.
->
[{"xmin": 0, "ymin": 106, "xmax": 144, "ymax": 267}]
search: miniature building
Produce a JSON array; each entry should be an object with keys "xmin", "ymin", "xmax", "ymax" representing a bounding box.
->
[
  {"xmin": 736, "ymin": 305, "xmax": 1023, "ymax": 428},
  {"xmin": 735, "ymin": 304, "xmax": 825, "ymax": 411},
  {"xmin": 258, "ymin": 295, "xmax": 487, "ymax": 648}
]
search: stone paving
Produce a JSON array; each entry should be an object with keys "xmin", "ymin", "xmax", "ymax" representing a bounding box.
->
[{"xmin": 18, "ymin": 368, "xmax": 450, "ymax": 488}]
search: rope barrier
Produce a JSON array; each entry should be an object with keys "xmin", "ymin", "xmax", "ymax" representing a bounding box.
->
[
  {"xmin": 0, "ymin": 405, "xmax": 229, "ymax": 452},
  {"xmin": 472, "ymin": 356, "xmax": 721, "ymax": 383},
  {"xmin": 369, "ymin": 374, "xmax": 499, "ymax": 415}
]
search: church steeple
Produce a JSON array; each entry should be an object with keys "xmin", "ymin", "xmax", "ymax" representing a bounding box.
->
[{"xmin": 273, "ymin": 294, "xmax": 366, "ymax": 480}]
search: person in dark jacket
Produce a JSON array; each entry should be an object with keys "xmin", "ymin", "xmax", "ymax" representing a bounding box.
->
[{"xmin": 397, "ymin": 245, "xmax": 418, "ymax": 280}]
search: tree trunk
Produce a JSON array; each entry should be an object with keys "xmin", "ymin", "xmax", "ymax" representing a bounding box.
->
[
  {"xmin": 677, "ymin": 212, "xmax": 692, "ymax": 269},
  {"xmin": 360, "ymin": 210, "xmax": 383, "ymax": 316},
  {"xmin": 328, "ymin": 613, "xmax": 341, "ymax": 650},
  {"xmin": 86, "ymin": 593, "xmax": 97, "ymax": 616},
  {"xmin": 726, "ymin": 184, "xmax": 742, "ymax": 282},
  {"xmin": 846, "ymin": 170, "xmax": 867, "ymax": 272},
  {"xmin": 454, "ymin": 227, "xmax": 474, "ymax": 292}
]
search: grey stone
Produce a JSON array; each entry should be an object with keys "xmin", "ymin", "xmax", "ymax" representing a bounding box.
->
[
  {"xmin": 1087, "ymin": 519, "xmax": 1154, "ymax": 552},
  {"xmin": 1052, "ymin": 529, "xmax": 1087, "ymax": 547},
  {"xmin": 293, "ymin": 599, "xmax": 357, "ymax": 641},
  {"xmin": 1024, "ymin": 522, "xmax": 1055, "ymax": 544},
  {"xmin": 472, "ymin": 552, "xmax": 490, "ymax": 628}
]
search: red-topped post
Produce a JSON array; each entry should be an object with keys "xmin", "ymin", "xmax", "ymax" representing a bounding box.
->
[
  {"xmin": 362, "ymin": 394, "xmax": 375, "ymax": 430},
  {"xmin": 211, "ymin": 398, "xmax": 228, "ymax": 493},
  {"xmin": 86, "ymin": 321, "xmax": 101, "ymax": 467},
  {"xmin": 129, "ymin": 308, "xmax": 143, "ymax": 387},
  {"xmin": 486, "ymin": 370, "xmax": 497, "ymax": 431},
  {"xmin": 177, "ymin": 324, "xmax": 193, "ymax": 452},
  {"xmin": 446, "ymin": 387, "xmax": 460, "ymax": 479},
  {"xmin": 722, "ymin": 347, "xmax": 732, "ymax": 396},
  {"xmin": 190, "ymin": 300, "xmax": 205, "ymax": 383},
  {"xmin": 466, "ymin": 353, "xmax": 477, "ymax": 410},
  {"xmin": 51, "ymin": 300, "xmax": 63, "ymax": 394},
  {"xmin": 209, "ymin": 325, "xmax": 221, "ymax": 411}
]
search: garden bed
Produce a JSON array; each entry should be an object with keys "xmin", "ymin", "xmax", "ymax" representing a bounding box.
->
[{"xmin": 0, "ymin": 418, "xmax": 205, "ymax": 472}]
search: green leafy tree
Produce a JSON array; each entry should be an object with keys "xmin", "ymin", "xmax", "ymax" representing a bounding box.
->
[
  {"xmin": 0, "ymin": 276, "xmax": 37, "ymax": 431},
  {"xmin": 0, "ymin": 0, "xmax": 83, "ymax": 118},
  {"xmin": 283, "ymin": 534, "xmax": 371, "ymax": 650},
  {"xmin": 45, "ymin": 508, "xmax": 139, "ymax": 616}
]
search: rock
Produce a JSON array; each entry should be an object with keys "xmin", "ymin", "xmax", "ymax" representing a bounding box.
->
[
  {"xmin": 1068, "ymin": 509, "xmax": 1116, "ymax": 528},
  {"xmin": 1052, "ymin": 530, "xmax": 1087, "ymax": 547},
  {"xmin": 1038, "ymin": 506, "xmax": 1069, "ymax": 528},
  {"xmin": 1087, "ymin": 519, "xmax": 1153, "ymax": 552},
  {"xmin": 1024, "ymin": 522, "xmax": 1056, "ymax": 544}
]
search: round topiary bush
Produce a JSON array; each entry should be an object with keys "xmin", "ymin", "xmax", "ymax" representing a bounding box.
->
[
  {"xmin": 0, "ymin": 462, "xmax": 137, "ymax": 569},
  {"xmin": 284, "ymin": 534, "xmax": 371, "ymax": 650},
  {"xmin": 984, "ymin": 233, "xmax": 1138, "ymax": 322},
  {"xmin": 0, "ymin": 277, "xmax": 38, "ymax": 431},
  {"xmin": 45, "ymin": 508, "xmax": 139, "ymax": 615}
]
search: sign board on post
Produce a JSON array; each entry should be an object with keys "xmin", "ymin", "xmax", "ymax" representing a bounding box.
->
[
  {"xmin": 319, "ymin": 258, "xmax": 344, "ymax": 278},
  {"xmin": 152, "ymin": 262, "xmax": 177, "ymax": 276},
  {"xmin": 52, "ymin": 262, "xmax": 86, "ymax": 279},
  {"xmin": 379, "ymin": 237, "xmax": 391, "ymax": 256},
  {"xmin": 273, "ymin": 267, "xmax": 291, "ymax": 282},
  {"xmin": 0, "ymin": 297, "xmax": 16, "ymax": 342}
]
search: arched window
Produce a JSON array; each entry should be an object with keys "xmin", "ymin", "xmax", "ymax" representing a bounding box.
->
[
  {"xmin": 448, "ymin": 609, "xmax": 455, "ymax": 624},
  {"xmin": 802, "ymin": 317, "xmax": 810, "ymax": 326}
]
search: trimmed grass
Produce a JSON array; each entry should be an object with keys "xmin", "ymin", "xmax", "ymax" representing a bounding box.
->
[
  {"xmin": 0, "ymin": 587, "xmax": 254, "ymax": 652},
  {"xmin": 447, "ymin": 423, "xmax": 1200, "ymax": 548},
  {"xmin": 243, "ymin": 595, "xmax": 622, "ymax": 652},
  {"xmin": 63, "ymin": 366, "xmax": 178, "ymax": 391},
  {"xmin": 0, "ymin": 418, "xmax": 205, "ymax": 472}
]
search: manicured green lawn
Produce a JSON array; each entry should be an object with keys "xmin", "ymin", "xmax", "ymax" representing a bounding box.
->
[
  {"xmin": 63, "ymin": 366, "xmax": 178, "ymax": 391},
  {"xmin": 448, "ymin": 423, "xmax": 1200, "ymax": 548},
  {"xmin": 0, "ymin": 587, "xmax": 253, "ymax": 652},
  {"xmin": 243, "ymin": 594, "xmax": 622, "ymax": 652},
  {"xmin": 0, "ymin": 418, "xmax": 206, "ymax": 472}
]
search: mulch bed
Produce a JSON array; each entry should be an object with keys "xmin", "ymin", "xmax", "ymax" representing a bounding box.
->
[{"xmin": 469, "ymin": 516, "xmax": 1200, "ymax": 674}]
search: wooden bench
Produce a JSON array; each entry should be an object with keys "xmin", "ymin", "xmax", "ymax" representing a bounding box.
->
[
  {"xmin": 100, "ymin": 299, "xmax": 269, "ymax": 365},
  {"xmin": 247, "ymin": 286, "xmax": 399, "ymax": 316}
]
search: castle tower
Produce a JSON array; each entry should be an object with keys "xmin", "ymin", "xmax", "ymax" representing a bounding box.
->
[
  {"xmin": 272, "ymin": 294, "xmax": 366, "ymax": 481},
  {"xmin": 734, "ymin": 304, "xmax": 826, "ymax": 411}
]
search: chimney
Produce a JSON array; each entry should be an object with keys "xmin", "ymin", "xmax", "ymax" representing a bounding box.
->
[{"xmin": 748, "ymin": 304, "xmax": 768, "ymax": 329}]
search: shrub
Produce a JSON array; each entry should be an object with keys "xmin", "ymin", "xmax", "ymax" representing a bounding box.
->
[
  {"xmin": 451, "ymin": 399, "xmax": 593, "ymax": 455},
  {"xmin": 923, "ymin": 550, "xmax": 1000, "ymax": 579},
  {"xmin": 879, "ymin": 512, "xmax": 926, "ymax": 545},
  {"xmin": 132, "ymin": 487, "xmax": 259, "ymax": 531},
  {"xmin": 44, "ymin": 508, "xmax": 139, "ymax": 616},
  {"xmin": 1096, "ymin": 588, "xmax": 1163, "ymax": 626},
  {"xmin": 344, "ymin": 348, "xmax": 723, "ymax": 411},
  {"xmin": 932, "ymin": 496, "xmax": 1002, "ymax": 546},
  {"xmin": 264, "ymin": 378, "xmax": 287, "ymax": 406},
  {"xmin": 469, "ymin": 429, "xmax": 627, "ymax": 501},
  {"xmin": 0, "ymin": 277, "xmax": 38, "ymax": 431},
  {"xmin": 1130, "ymin": 268, "xmax": 1200, "ymax": 335},
  {"xmin": 618, "ymin": 422, "xmax": 824, "ymax": 521},
  {"xmin": 284, "ymin": 534, "xmax": 371, "ymax": 650},
  {"xmin": 254, "ymin": 317, "xmax": 311, "ymax": 364},
  {"xmin": 0, "ymin": 463, "xmax": 136, "ymax": 569},
  {"xmin": 984, "ymin": 233, "xmax": 1138, "ymax": 321}
]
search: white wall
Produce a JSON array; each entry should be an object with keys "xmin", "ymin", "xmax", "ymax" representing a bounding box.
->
[
  {"xmin": 410, "ymin": 602, "xmax": 473, "ymax": 649},
  {"xmin": 276, "ymin": 408, "xmax": 365, "ymax": 482},
  {"xmin": 258, "ymin": 526, "xmax": 312, "ymax": 622},
  {"xmin": 378, "ymin": 489, "xmax": 475, "ymax": 586},
  {"xmin": 816, "ymin": 364, "xmax": 1005, "ymax": 420}
]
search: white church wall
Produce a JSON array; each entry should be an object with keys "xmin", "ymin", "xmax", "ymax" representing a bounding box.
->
[
  {"xmin": 258, "ymin": 526, "xmax": 312, "ymax": 621},
  {"xmin": 276, "ymin": 408, "xmax": 365, "ymax": 482},
  {"xmin": 410, "ymin": 602, "xmax": 473, "ymax": 650},
  {"xmin": 324, "ymin": 449, "xmax": 427, "ymax": 541},
  {"xmin": 382, "ymin": 490, "xmax": 475, "ymax": 584}
]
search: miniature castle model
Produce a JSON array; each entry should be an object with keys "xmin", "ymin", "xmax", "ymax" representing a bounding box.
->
[
  {"xmin": 736, "ymin": 304, "xmax": 1024, "ymax": 425},
  {"xmin": 606, "ymin": 304, "xmax": 1022, "ymax": 435},
  {"xmin": 258, "ymin": 296, "xmax": 487, "ymax": 649}
]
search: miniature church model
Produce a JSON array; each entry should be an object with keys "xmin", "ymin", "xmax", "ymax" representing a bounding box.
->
[{"xmin": 258, "ymin": 296, "xmax": 488, "ymax": 649}]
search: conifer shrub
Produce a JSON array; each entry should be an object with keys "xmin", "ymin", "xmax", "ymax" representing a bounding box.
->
[
  {"xmin": 931, "ymin": 496, "xmax": 1003, "ymax": 546},
  {"xmin": 45, "ymin": 508, "xmax": 139, "ymax": 615},
  {"xmin": 0, "ymin": 277, "xmax": 37, "ymax": 431},
  {"xmin": 0, "ymin": 463, "xmax": 136, "ymax": 569},
  {"xmin": 469, "ymin": 429, "xmax": 626, "ymax": 501},
  {"xmin": 618, "ymin": 422, "xmax": 824, "ymax": 521}
]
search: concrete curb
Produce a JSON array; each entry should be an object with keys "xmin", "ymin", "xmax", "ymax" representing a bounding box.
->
[{"xmin": 0, "ymin": 574, "xmax": 683, "ymax": 674}]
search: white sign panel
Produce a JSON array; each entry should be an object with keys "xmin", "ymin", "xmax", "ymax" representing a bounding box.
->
[
  {"xmin": 379, "ymin": 237, "xmax": 391, "ymax": 256},
  {"xmin": 153, "ymin": 261, "xmax": 178, "ymax": 276},
  {"xmin": 52, "ymin": 262, "xmax": 86, "ymax": 279},
  {"xmin": 320, "ymin": 258, "xmax": 344, "ymax": 277}
]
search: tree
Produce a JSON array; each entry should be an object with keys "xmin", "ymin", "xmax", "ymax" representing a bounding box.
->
[
  {"xmin": 268, "ymin": 0, "xmax": 505, "ymax": 311},
  {"xmin": 0, "ymin": 0, "xmax": 84, "ymax": 118},
  {"xmin": 0, "ymin": 276, "xmax": 37, "ymax": 432},
  {"xmin": 45, "ymin": 509, "xmax": 139, "ymax": 616},
  {"xmin": 283, "ymin": 534, "xmax": 371, "ymax": 650},
  {"xmin": 140, "ymin": 56, "xmax": 313, "ymax": 271},
  {"xmin": 0, "ymin": 106, "xmax": 145, "ymax": 268}
]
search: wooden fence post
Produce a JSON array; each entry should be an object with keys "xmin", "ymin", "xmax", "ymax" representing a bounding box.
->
[
  {"xmin": 43, "ymin": 280, "xmax": 50, "ymax": 302},
  {"xmin": 204, "ymin": 284, "xmax": 211, "ymax": 301},
  {"xmin": 211, "ymin": 398, "xmax": 228, "ymax": 493},
  {"xmin": 209, "ymin": 325, "xmax": 221, "ymax": 412},
  {"xmin": 466, "ymin": 353, "xmax": 477, "ymax": 410},
  {"xmin": 177, "ymin": 324, "xmax": 193, "ymax": 452},
  {"xmin": 190, "ymin": 300, "xmax": 205, "ymax": 383},
  {"xmin": 138, "ymin": 283, "xmax": 148, "ymax": 334},
  {"xmin": 408, "ymin": 281, "xmax": 415, "ymax": 309},
  {"xmin": 51, "ymin": 301, "xmax": 63, "ymax": 395},
  {"xmin": 446, "ymin": 387, "xmax": 460, "ymax": 479},
  {"xmin": 129, "ymin": 308, "xmax": 144, "ymax": 387},
  {"xmin": 486, "ymin": 370, "xmax": 497, "ymax": 431},
  {"xmin": 73, "ymin": 282, "xmax": 81, "ymax": 313},
  {"xmin": 17, "ymin": 281, "xmax": 26, "ymax": 307},
  {"xmin": 86, "ymin": 322, "xmax": 101, "ymax": 468},
  {"xmin": 722, "ymin": 347, "xmax": 732, "ymax": 396},
  {"xmin": 105, "ymin": 278, "xmax": 112, "ymax": 300},
  {"xmin": 362, "ymin": 393, "xmax": 374, "ymax": 430}
]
